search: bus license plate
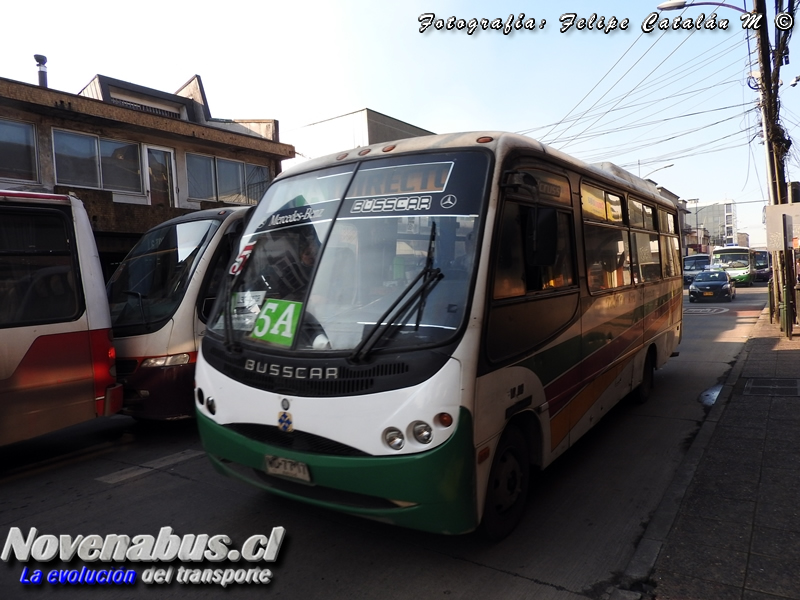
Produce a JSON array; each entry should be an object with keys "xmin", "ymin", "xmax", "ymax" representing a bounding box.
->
[
  {"xmin": 703, "ymin": 292, "xmax": 714, "ymax": 296},
  {"xmin": 264, "ymin": 455, "xmax": 311, "ymax": 483}
]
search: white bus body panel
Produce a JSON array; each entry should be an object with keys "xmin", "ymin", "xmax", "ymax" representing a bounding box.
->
[{"xmin": 195, "ymin": 351, "xmax": 463, "ymax": 456}]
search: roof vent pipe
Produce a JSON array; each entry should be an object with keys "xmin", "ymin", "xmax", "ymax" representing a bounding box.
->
[{"xmin": 34, "ymin": 55, "xmax": 47, "ymax": 88}]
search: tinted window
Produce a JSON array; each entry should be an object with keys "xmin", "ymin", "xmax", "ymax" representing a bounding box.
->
[{"xmin": 0, "ymin": 208, "xmax": 80, "ymax": 327}]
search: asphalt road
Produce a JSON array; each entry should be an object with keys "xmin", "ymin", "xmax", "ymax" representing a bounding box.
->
[{"xmin": 0, "ymin": 284, "xmax": 768, "ymax": 599}]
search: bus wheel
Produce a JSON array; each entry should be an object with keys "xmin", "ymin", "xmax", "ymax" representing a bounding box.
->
[
  {"xmin": 633, "ymin": 349, "xmax": 655, "ymax": 404},
  {"xmin": 479, "ymin": 425, "xmax": 530, "ymax": 541}
]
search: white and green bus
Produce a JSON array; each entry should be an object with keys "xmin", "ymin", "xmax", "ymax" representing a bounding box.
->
[
  {"xmin": 711, "ymin": 246, "xmax": 756, "ymax": 286},
  {"xmin": 194, "ymin": 132, "xmax": 683, "ymax": 539}
]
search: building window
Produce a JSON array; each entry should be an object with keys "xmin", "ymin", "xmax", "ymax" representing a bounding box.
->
[
  {"xmin": 100, "ymin": 140, "xmax": 142, "ymax": 192},
  {"xmin": 53, "ymin": 130, "xmax": 142, "ymax": 193},
  {"xmin": 187, "ymin": 154, "xmax": 216, "ymax": 200},
  {"xmin": 217, "ymin": 158, "xmax": 245, "ymax": 204},
  {"xmin": 54, "ymin": 130, "xmax": 100, "ymax": 188},
  {"xmin": 0, "ymin": 118, "xmax": 37, "ymax": 182},
  {"xmin": 187, "ymin": 153, "xmax": 271, "ymax": 205},
  {"xmin": 246, "ymin": 164, "xmax": 270, "ymax": 203}
]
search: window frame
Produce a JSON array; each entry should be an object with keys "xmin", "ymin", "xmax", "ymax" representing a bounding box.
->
[
  {"xmin": 53, "ymin": 128, "xmax": 144, "ymax": 194},
  {"xmin": 0, "ymin": 117, "xmax": 38, "ymax": 183},
  {"xmin": 186, "ymin": 152, "xmax": 272, "ymax": 205}
]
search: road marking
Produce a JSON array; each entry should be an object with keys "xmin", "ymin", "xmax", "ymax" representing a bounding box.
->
[
  {"xmin": 684, "ymin": 307, "xmax": 730, "ymax": 314},
  {"xmin": 97, "ymin": 449, "xmax": 205, "ymax": 484}
]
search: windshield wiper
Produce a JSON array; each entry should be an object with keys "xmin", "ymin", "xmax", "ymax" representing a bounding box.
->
[
  {"xmin": 123, "ymin": 291, "xmax": 151, "ymax": 332},
  {"xmin": 222, "ymin": 271, "xmax": 241, "ymax": 354},
  {"xmin": 349, "ymin": 223, "xmax": 443, "ymax": 363}
]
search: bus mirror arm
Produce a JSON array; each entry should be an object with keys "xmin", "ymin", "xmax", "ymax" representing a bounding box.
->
[{"xmin": 501, "ymin": 171, "xmax": 540, "ymax": 201}]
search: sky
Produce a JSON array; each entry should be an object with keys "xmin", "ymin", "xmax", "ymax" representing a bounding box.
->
[{"xmin": 5, "ymin": 0, "xmax": 800, "ymax": 247}]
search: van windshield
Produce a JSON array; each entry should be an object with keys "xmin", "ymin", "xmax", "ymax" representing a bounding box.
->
[
  {"xmin": 209, "ymin": 151, "xmax": 489, "ymax": 354},
  {"xmin": 108, "ymin": 218, "xmax": 221, "ymax": 335}
]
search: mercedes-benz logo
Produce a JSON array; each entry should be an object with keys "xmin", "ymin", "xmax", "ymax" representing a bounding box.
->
[
  {"xmin": 440, "ymin": 195, "xmax": 457, "ymax": 209},
  {"xmin": 281, "ymin": 398, "xmax": 290, "ymax": 410}
]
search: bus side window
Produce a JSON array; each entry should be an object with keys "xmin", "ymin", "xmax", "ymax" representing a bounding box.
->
[
  {"xmin": 632, "ymin": 231, "xmax": 662, "ymax": 283},
  {"xmin": 493, "ymin": 202, "xmax": 574, "ymax": 299},
  {"xmin": 199, "ymin": 226, "xmax": 241, "ymax": 322},
  {"xmin": 493, "ymin": 202, "xmax": 526, "ymax": 299},
  {"xmin": 584, "ymin": 224, "xmax": 631, "ymax": 291},
  {"xmin": 1, "ymin": 211, "xmax": 80, "ymax": 326}
]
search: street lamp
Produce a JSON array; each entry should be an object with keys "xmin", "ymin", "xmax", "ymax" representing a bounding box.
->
[
  {"xmin": 643, "ymin": 163, "xmax": 674, "ymax": 179},
  {"xmin": 686, "ymin": 199, "xmax": 703, "ymax": 253},
  {"xmin": 656, "ymin": 1, "xmax": 747, "ymax": 12}
]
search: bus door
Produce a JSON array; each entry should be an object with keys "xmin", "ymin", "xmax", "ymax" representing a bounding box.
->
[
  {"xmin": 483, "ymin": 166, "xmax": 579, "ymax": 458},
  {"xmin": 195, "ymin": 209, "xmax": 251, "ymax": 340}
]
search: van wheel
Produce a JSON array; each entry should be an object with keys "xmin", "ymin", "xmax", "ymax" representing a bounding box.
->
[
  {"xmin": 633, "ymin": 349, "xmax": 655, "ymax": 404},
  {"xmin": 479, "ymin": 425, "xmax": 529, "ymax": 541}
]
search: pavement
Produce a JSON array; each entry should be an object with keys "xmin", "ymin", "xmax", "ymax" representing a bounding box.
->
[{"xmin": 614, "ymin": 306, "xmax": 800, "ymax": 600}]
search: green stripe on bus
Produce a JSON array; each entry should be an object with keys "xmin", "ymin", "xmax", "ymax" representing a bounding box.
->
[{"xmin": 196, "ymin": 408, "xmax": 478, "ymax": 535}]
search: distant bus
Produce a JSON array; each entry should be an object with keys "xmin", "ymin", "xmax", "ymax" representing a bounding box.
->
[
  {"xmin": 683, "ymin": 253, "xmax": 710, "ymax": 285},
  {"xmin": 753, "ymin": 250, "xmax": 771, "ymax": 282},
  {"xmin": 0, "ymin": 191, "xmax": 122, "ymax": 446},
  {"xmin": 193, "ymin": 132, "xmax": 683, "ymax": 539},
  {"xmin": 107, "ymin": 207, "xmax": 250, "ymax": 420},
  {"xmin": 711, "ymin": 246, "xmax": 756, "ymax": 286}
]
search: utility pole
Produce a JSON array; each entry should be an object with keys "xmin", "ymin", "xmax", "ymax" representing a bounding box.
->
[{"xmin": 754, "ymin": 0, "xmax": 795, "ymax": 334}]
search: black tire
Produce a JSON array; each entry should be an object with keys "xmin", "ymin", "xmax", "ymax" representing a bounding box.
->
[
  {"xmin": 632, "ymin": 349, "xmax": 655, "ymax": 404},
  {"xmin": 479, "ymin": 425, "xmax": 530, "ymax": 541},
  {"xmin": 689, "ymin": 297, "xmax": 695, "ymax": 303}
]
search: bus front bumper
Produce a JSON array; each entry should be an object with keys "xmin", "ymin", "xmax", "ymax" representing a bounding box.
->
[{"xmin": 196, "ymin": 408, "xmax": 477, "ymax": 535}]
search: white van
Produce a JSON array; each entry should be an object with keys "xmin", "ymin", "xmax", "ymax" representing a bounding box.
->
[
  {"xmin": 0, "ymin": 191, "xmax": 122, "ymax": 446},
  {"xmin": 107, "ymin": 207, "xmax": 251, "ymax": 419}
]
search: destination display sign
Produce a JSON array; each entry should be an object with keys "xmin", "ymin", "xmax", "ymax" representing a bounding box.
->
[{"xmin": 346, "ymin": 162, "xmax": 453, "ymax": 199}]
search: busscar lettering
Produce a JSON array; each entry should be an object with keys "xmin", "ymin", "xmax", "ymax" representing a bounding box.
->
[
  {"xmin": 350, "ymin": 196, "xmax": 432, "ymax": 214},
  {"xmin": 244, "ymin": 359, "xmax": 338, "ymax": 380}
]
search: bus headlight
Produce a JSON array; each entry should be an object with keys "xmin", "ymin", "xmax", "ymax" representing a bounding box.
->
[
  {"xmin": 141, "ymin": 354, "xmax": 191, "ymax": 368},
  {"xmin": 412, "ymin": 421, "xmax": 433, "ymax": 444},
  {"xmin": 384, "ymin": 428, "xmax": 405, "ymax": 450}
]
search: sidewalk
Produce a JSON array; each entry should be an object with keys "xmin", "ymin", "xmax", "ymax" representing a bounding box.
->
[{"xmin": 620, "ymin": 307, "xmax": 800, "ymax": 600}]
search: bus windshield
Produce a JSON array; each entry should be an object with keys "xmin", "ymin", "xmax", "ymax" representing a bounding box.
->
[
  {"xmin": 108, "ymin": 218, "xmax": 222, "ymax": 334},
  {"xmin": 712, "ymin": 250, "xmax": 749, "ymax": 268},
  {"xmin": 210, "ymin": 151, "xmax": 489, "ymax": 354}
]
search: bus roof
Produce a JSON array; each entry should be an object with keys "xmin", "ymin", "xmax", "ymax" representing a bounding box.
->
[
  {"xmin": 141, "ymin": 205, "xmax": 251, "ymax": 230},
  {"xmin": 278, "ymin": 131, "xmax": 676, "ymax": 210},
  {"xmin": 0, "ymin": 190, "xmax": 73, "ymax": 204}
]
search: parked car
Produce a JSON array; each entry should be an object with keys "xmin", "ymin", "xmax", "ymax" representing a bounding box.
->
[{"xmin": 688, "ymin": 270, "xmax": 736, "ymax": 303}]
